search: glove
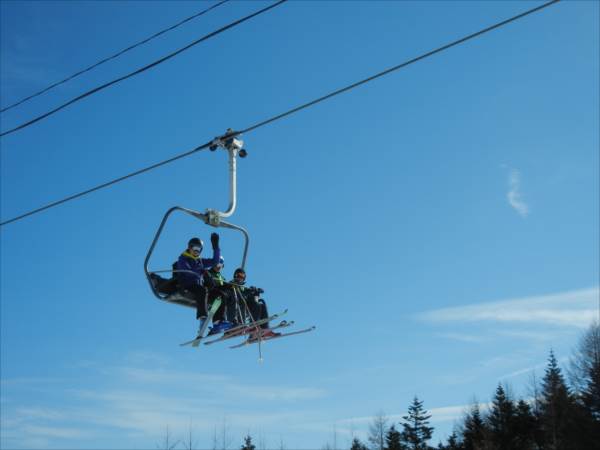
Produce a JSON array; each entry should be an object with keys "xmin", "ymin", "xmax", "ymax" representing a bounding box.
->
[
  {"xmin": 210, "ymin": 232, "xmax": 219, "ymax": 250},
  {"xmin": 249, "ymin": 286, "xmax": 264, "ymax": 295}
]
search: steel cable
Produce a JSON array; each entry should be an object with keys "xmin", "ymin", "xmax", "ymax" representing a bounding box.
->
[
  {"xmin": 0, "ymin": 0, "xmax": 559, "ymax": 227},
  {"xmin": 0, "ymin": 0, "xmax": 230, "ymax": 114},
  {"xmin": 0, "ymin": 0, "xmax": 287, "ymax": 138}
]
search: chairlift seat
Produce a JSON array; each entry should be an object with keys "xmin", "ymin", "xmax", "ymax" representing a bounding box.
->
[{"xmin": 149, "ymin": 273, "xmax": 197, "ymax": 309}]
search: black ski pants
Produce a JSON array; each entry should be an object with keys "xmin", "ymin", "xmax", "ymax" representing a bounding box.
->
[
  {"xmin": 183, "ymin": 285, "xmax": 209, "ymax": 320},
  {"xmin": 184, "ymin": 285, "xmax": 233, "ymax": 322},
  {"xmin": 206, "ymin": 287, "xmax": 237, "ymax": 323},
  {"xmin": 244, "ymin": 297, "xmax": 270, "ymax": 329}
]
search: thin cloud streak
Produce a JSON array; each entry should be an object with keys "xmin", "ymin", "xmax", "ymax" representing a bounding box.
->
[
  {"xmin": 335, "ymin": 402, "xmax": 491, "ymax": 428},
  {"xmin": 1, "ymin": 360, "xmax": 328, "ymax": 448},
  {"xmin": 507, "ymin": 168, "xmax": 529, "ymax": 217},
  {"xmin": 417, "ymin": 287, "xmax": 599, "ymax": 328}
]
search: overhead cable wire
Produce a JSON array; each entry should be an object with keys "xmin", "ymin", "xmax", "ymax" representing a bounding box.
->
[
  {"xmin": 0, "ymin": 0, "xmax": 230, "ymax": 114},
  {"xmin": 0, "ymin": 0, "xmax": 287, "ymax": 138},
  {"xmin": 239, "ymin": 0, "xmax": 559, "ymax": 135},
  {"xmin": 0, "ymin": 0, "xmax": 559, "ymax": 227},
  {"xmin": 0, "ymin": 142, "xmax": 214, "ymax": 226}
]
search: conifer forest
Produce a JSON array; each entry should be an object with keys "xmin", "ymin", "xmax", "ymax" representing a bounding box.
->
[{"xmin": 159, "ymin": 323, "xmax": 600, "ymax": 450}]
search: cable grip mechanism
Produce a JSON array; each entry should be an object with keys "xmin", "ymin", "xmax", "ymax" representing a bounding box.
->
[{"xmin": 209, "ymin": 128, "xmax": 247, "ymax": 158}]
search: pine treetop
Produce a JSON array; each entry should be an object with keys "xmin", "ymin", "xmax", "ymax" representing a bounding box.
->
[{"xmin": 401, "ymin": 396, "xmax": 434, "ymax": 450}]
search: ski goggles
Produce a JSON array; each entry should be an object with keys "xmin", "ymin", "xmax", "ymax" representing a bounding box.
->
[
  {"xmin": 234, "ymin": 273, "xmax": 246, "ymax": 281},
  {"xmin": 191, "ymin": 246, "xmax": 202, "ymax": 253}
]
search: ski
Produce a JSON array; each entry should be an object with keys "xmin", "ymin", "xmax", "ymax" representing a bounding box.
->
[
  {"xmin": 204, "ymin": 319, "xmax": 294, "ymax": 346},
  {"xmin": 180, "ymin": 297, "xmax": 222, "ymax": 347},
  {"xmin": 229, "ymin": 326, "xmax": 316, "ymax": 349},
  {"xmin": 203, "ymin": 310, "xmax": 289, "ymax": 346}
]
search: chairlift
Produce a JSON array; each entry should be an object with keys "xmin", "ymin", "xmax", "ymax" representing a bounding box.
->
[{"xmin": 143, "ymin": 130, "xmax": 249, "ymax": 309}]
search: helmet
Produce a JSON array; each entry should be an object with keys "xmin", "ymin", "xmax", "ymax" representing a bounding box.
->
[
  {"xmin": 233, "ymin": 267, "xmax": 246, "ymax": 284},
  {"xmin": 213, "ymin": 256, "xmax": 224, "ymax": 270},
  {"xmin": 188, "ymin": 237, "xmax": 203, "ymax": 251}
]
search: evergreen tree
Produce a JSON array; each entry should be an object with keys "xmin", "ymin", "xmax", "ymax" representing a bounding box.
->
[
  {"xmin": 512, "ymin": 399, "xmax": 536, "ymax": 450},
  {"xmin": 571, "ymin": 323, "xmax": 600, "ymax": 419},
  {"xmin": 241, "ymin": 435, "xmax": 256, "ymax": 450},
  {"xmin": 580, "ymin": 358, "xmax": 600, "ymax": 449},
  {"xmin": 385, "ymin": 425, "xmax": 404, "ymax": 450},
  {"xmin": 350, "ymin": 437, "xmax": 369, "ymax": 450},
  {"xmin": 437, "ymin": 432, "xmax": 462, "ymax": 450},
  {"xmin": 539, "ymin": 350, "xmax": 576, "ymax": 450},
  {"xmin": 569, "ymin": 323, "xmax": 600, "ymax": 449},
  {"xmin": 400, "ymin": 397, "xmax": 434, "ymax": 450},
  {"xmin": 582, "ymin": 353, "xmax": 600, "ymax": 420},
  {"xmin": 460, "ymin": 403, "xmax": 486, "ymax": 450},
  {"xmin": 486, "ymin": 384, "xmax": 515, "ymax": 449}
]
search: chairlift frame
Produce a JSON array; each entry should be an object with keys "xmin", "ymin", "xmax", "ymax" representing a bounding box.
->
[{"xmin": 143, "ymin": 131, "xmax": 250, "ymax": 309}]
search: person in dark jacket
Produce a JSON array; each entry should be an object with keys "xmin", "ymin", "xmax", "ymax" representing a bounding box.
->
[
  {"xmin": 230, "ymin": 267, "xmax": 279, "ymax": 338},
  {"xmin": 175, "ymin": 233, "xmax": 220, "ymax": 337}
]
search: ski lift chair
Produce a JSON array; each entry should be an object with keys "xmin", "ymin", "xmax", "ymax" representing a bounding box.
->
[{"xmin": 144, "ymin": 131, "xmax": 250, "ymax": 310}]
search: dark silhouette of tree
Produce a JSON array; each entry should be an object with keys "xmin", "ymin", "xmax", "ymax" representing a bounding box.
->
[
  {"xmin": 385, "ymin": 424, "xmax": 404, "ymax": 450},
  {"xmin": 241, "ymin": 435, "xmax": 256, "ymax": 450},
  {"xmin": 539, "ymin": 350, "xmax": 576, "ymax": 450},
  {"xmin": 460, "ymin": 403, "xmax": 486, "ymax": 450},
  {"xmin": 486, "ymin": 384, "xmax": 516, "ymax": 449},
  {"xmin": 350, "ymin": 437, "xmax": 369, "ymax": 450},
  {"xmin": 570, "ymin": 322, "xmax": 600, "ymax": 446},
  {"xmin": 400, "ymin": 396, "xmax": 434, "ymax": 450},
  {"xmin": 436, "ymin": 432, "xmax": 463, "ymax": 450},
  {"xmin": 582, "ymin": 351, "xmax": 600, "ymax": 419},
  {"xmin": 512, "ymin": 399, "xmax": 536, "ymax": 450},
  {"xmin": 565, "ymin": 324, "xmax": 600, "ymax": 450}
]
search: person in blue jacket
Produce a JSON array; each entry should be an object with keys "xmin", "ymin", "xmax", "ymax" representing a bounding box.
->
[{"xmin": 175, "ymin": 233, "xmax": 220, "ymax": 337}]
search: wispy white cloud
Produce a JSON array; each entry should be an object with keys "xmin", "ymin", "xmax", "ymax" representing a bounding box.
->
[
  {"xmin": 495, "ymin": 329, "xmax": 554, "ymax": 342},
  {"xmin": 335, "ymin": 402, "xmax": 491, "ymax": 429},
  {"xmin": 0, "ymin": 358, "xmax": 328, "ymax": 449},
  {"xmin": 506, "ymin": 168, "xmax": 529, "ymax": 217},
  {"xmin": 417, "ymin": 287, "xmax": 598, "ymax": 328},
  {"xmin": 434, "ymin": 332, "xmax": 487, "ymax": 344},
  {"xmin": 499, "ymin": 355, "xmax": 569, "ymax": 381},
  {"xmin": 21, "ymin": 424, "xmax": 90, "ymax": 439}
]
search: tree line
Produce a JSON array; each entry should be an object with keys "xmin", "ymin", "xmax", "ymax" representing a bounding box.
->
[
  {"xmin": 159, "ymin": 323, "xmax": 599, "ymax": 450},
  {"xmin": 345, "ymin": 322, "xmax": 600, "ymax": 450}
]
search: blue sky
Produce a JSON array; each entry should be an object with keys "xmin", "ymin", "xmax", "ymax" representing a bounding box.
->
[{"xmin": 0, "ymin": 1, "xmax": 598, "ymax": 449}]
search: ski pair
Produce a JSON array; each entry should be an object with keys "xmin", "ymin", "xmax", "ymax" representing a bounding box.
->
[
  {"xmin": 181, "ymin": 307, "xmax": 288, "ymax": 348},
  {"xmin": 180, "ymin": 297, "xmax": 222, "ymax": 347},
  {"xmin": 204, "ymin": 319, "xmax": 294, "ymax": 346},
  {"xmin": 229, "ymin": 326, "xmax": 316, "ymax": 349},
  {"xmin": 203, "ymin": 309, "xmax": 289, "ymax": 345}
]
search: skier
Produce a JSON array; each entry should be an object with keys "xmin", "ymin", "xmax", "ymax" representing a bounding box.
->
[
  {"xmin": 230, "ymin": 267, "xmax": 280, "ymax": 339},
  {"xmin": 203, "ymin": 256, "xmax": 238, "ymax": 335},
  {"xmin": 175, "ymin": 233, "xmax": 221, "ymax": 338}
]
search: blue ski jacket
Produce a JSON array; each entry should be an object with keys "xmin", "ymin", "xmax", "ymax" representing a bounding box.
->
[{"xmin": 175, "ymin": 247, "xmax": 220, "ymax": 288}]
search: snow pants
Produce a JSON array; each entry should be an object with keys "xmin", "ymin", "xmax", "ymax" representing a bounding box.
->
[{"xmin": 244, "ymin": 297, "xmax": 270, "ymax": 329}]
